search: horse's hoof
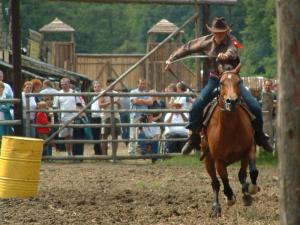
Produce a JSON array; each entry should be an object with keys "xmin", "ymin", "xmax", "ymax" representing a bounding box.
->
[
  {"xmin": 226, "ymin": 194, "xmax": 236, "ymax": 206},
  {"xmin": 243, "ymin": 194, "xmax": 253, "ymax": 206},
  {"xmin": 210, "ymin": 204, "xmax": 222, "ymax": 218},
  {"xmin": 248, "ymin": 184, "xmax": 261, "ymax": 195}
]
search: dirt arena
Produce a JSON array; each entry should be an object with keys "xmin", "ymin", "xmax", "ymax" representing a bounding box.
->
[{"xmin": 0, "ymin": 145, "xmax": 279, "ymax": 225}]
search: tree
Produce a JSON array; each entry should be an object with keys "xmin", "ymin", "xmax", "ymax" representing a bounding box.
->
[{"xmin": 277, "ymin": 0, "xmax": 300, "ymax": 224}]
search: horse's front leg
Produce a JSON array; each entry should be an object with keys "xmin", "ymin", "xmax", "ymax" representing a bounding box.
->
[
  {"xmin": 204, "ymin": 154, "xmax": 221, "ymax": 218},
  {"xmin": 215, "ymin": 161, "xmax": 236, "ymax": 206},
  {"xmin": 239, "ymin": 158, "xmax": 253, "ymax": 206}
]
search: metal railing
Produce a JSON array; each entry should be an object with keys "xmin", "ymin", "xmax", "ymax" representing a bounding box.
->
[
  {"xmin": 25, "ymin": 91, "xmax": 196, "ymax": 161},
  {"xmin": 0, "ymin": 98, "xmax": 21, "ymax": 126}
]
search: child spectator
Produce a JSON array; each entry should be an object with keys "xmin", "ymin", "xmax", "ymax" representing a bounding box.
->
[
  {"xmin": 137, "ymin": 113, "xmax": 161, "ymax": 162},
  {"xmin": 36, "ymin": 101, "xmax": 51, "ymax": 156}
]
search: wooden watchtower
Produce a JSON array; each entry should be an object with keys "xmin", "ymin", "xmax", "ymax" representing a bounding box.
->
[
  {"xmin": 39, "ymin": 18, "xmax": 76, "ymax": 71},
  {"xmin": 146, "ymin": 19, "xmax": 195, "ymax": 91}
]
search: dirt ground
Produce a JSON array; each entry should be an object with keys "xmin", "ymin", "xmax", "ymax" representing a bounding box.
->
[{"xmin": 0, "ymin": 145, "xmax": 279, "ymax": 225}]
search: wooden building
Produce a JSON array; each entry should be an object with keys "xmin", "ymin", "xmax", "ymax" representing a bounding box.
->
[
  {"xmin": 146, "ymin": 19, "xmax": 195, "ymax": 91},
  {"xmin": 76, "ymin": 53, "xmax": 145, "ymax": 90},
  {"xmin": 39, "ymin": 18, "xmax": 76, "ymax": 71}
]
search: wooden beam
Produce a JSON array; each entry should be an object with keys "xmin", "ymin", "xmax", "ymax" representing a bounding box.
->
[
  {"xmin": 11, "ymin": 0, "xmax": 23, "ymax": 136},
  {"xmin": 50, "ymin": 0, "xmax": 237, "ymax": 5},
  {"xmin": 21, "ymin": 54, "xmax": 92, "ymax": 82}
]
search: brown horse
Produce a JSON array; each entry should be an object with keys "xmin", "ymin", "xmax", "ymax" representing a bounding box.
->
[{"xmin": 202, "ymin": 66, "xmax": 260, "ymax": 217}]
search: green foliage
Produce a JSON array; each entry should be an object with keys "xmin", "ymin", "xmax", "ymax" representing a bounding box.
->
[
  {"xmin": 4, "ymin": 0, "xmax": 276, "ymax": 77},
  {"xmin": 240, "ymin": 0, "xmax": 276, "ymax": 77}
]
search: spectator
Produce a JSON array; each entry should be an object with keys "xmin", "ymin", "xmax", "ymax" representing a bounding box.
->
[
  {"xmin": 22, "ymin": 81, "xmax": 36, "ymax": 137},
  {"xmin": 72, "ymin": 103, "xmax": 89, "ymax": 159},
  {"xmin": 36, "ymin": 101, "xmax": 51, "ymax": 156},
  {"xmin": 0, "ymin": 70, "xmax": 13, "ymax": 98},
  {"xmin": 137, "ymin": 113, "xmax": 161, "ymax": 162},
  {"xmin": 261, "ymin": 80, "xmax": 276, "ymax": 146},
  {"xmin": 165, "ymin": 83, "xmax": 176, "ymax": 108},
  {"xmin": 148, "ymin": 89, "xmax": 165, "ymax": 122},
  {"xmin": 53, "ymin": 78, "xmax": 81, "ymax": 156},
  {"xmin": 174, "ymin": 81, "xmax": 192, "ymax": 110},
  {"xmin": 99, "ymin": 78, "xmax": 121, "ymax": 155},
  {"xmin": 31, "ymin": 78, "xmax": 43, "ymax": 103},
  {"xmin": 90, "ymin": 81, "xmax": 103, "ymax": 155},
  {"xmin": 128, "ymin": 78, "xmax": 153, "ymax": 156},
  {"xmin": 164, "ymin": 100, "xmax": 189, "ymax": 153},
  {"xmin": 44, "ymin": 96, "xmax": 57, "ymax": 152},
  {"xmin": 0, "ymin": 70, "xmax": 14, "ymax": 119},
  {"xmin": 119, "ymin": 88, "xmax": 130, "ymax": 146},
  {"xmin": 0, "ymin": 81, "xmax": 13, "ymax": 137},
  {"xmin": 40, "ymin": 79, "xmax": 59, "ymax": 96}
]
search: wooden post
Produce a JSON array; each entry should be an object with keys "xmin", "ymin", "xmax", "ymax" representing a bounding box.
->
[
  {"xmin": 11, "ymin": 0, "xmax": 23, "ymax": 136},
  {"xmin": 277, "ymin": 1, "xmax": 300, "ymax": 224},
  {"xmin": 195, "ymin": 4, "xmax": 201, "ymax": 92},
  {"xmin": 201, "ymin": 4, "xmax": 209, "ymax": 87}
]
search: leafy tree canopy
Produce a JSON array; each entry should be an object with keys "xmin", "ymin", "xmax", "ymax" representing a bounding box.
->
[{"xmin": 1, "ymin": 0, "xmax": 276, "ymax": 78}]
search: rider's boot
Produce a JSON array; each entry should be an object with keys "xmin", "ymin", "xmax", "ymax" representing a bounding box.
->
[
  {"xmin": 181, "ymin": 127, "xmax": 201, "ymax": 155},
  {"xmin": 252, "ymin": 120, "xmax": 273, "ymax": 153}
]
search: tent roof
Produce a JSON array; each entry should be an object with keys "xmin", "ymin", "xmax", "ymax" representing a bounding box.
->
[
  {"xmin": 148, "ymin": 19, "xmax": 183, "ymax": 34},
  {"xmin": 39, "ymin": 18, "xmax": 75, "ymax": 33}
]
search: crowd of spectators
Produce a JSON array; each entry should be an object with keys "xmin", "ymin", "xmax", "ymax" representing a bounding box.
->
[{"xmin": 0, "ymin": 69, "xmax": 278, "ymax": 160}]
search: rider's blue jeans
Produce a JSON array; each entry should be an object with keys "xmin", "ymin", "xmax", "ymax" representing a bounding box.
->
[{"xmin": 188, "ymin": 76, "xmax": 263, "ymax": 130}]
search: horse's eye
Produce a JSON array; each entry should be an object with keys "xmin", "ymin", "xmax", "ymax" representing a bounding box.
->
[{"xmin": 220, "ymin": 81, "xmax": 224, "ymax": 86}]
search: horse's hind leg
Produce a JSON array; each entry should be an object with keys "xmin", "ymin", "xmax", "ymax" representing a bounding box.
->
[
  {"xmin": 215, "ymin": 162, "xmax": 236, "ymax": 206},
  {"xmin": 204, "ymin": 154, "xmax": 221, "ymax": 218},
  {"xmin": 247, "ymin": 144, "xmax": 260, "ymax": 194},
  {"xmin": 239, "ymin": 158, "xmax": 253, "ymax": 206}
]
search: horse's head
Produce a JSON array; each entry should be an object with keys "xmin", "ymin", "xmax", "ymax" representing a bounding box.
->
[{"xmin": 219, "ymin": 64, "xmax": 241, "ymax": 111}]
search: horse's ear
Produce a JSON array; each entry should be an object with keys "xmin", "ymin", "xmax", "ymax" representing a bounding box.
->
[{"xmin": 233, "ymin": 63, "xmax": 241, "ymax": 74}]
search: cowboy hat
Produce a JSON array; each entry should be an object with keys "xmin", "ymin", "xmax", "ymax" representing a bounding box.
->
[{"xmin": 206, "ymin": 17, "xmax": 229, "ymax": 33}]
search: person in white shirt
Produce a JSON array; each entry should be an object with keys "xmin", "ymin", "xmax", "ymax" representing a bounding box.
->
[
  {"xmin": 53, "ymin": 78, "xmax": 81, "ymax": 156},
  {"xmin": 0, "ymin": 70, "xmax": 13, "ymax": 98},
  {"xmin": 99, "ymin": 78, "xmax": 121, "ymax": 155},
  {"xmin": 0, "ymin": 70, "xmax": 14, "ymax": 119},
  {"xmin": 22, "ymin": 81, "xmax": 36, "ymax": 137},
  {"xmin": 164, "ymin": 100, "xmax": 189, "ymax": 153},
  {"xmin": 174, "ymin": 81, "xmax": 192, "ymax": 110}
]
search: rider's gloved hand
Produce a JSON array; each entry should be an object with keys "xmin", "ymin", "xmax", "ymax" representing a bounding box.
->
[
  {"xmin": 217, "ymin": 52, "xmax": 229, "ymax": 61},
  {"xmin": 165, "ymin": 60, "xmax": 171, "ymax": 71}
]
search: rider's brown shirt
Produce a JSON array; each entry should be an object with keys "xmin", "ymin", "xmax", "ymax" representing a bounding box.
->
[{"xmin": 167, "ymin": 34, "xmax": 240, "ymax": 74}]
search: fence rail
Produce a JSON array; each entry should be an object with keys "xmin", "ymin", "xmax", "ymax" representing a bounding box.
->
[{"xmin": 24, "ymin": 91, "xmax": 194, "ymax": 161}]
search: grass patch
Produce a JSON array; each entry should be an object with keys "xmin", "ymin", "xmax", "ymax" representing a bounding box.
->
[
  {"xmin": 159, "ymin": 151, "xmax": 277, "ymax": 168},
  {"xmin": 255, "ymin": 150, "xmax": 278, "ymax": 166}
]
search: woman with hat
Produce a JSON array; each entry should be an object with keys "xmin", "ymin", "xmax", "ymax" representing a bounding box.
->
[{"xmin": 165, "ymin": 17, "xmax": 272, "ymax": 154}]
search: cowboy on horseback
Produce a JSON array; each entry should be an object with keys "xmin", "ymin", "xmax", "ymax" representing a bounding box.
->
[{"xmin": 165, "ymin": 17, "xmax": 273, "ymax": 153}]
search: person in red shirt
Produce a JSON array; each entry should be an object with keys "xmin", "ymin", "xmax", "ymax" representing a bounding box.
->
[{"xmin": 36, "ymin": 101, "xmax": 51, "ymax": 156}]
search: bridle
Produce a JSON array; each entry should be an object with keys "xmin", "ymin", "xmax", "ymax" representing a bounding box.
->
[{"xmin": 217, "ymin": 70, "xmax": 242, "ymax": 111}]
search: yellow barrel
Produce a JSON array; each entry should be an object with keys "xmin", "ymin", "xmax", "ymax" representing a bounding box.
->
[{"xmin": 0, "ymin": 136, "xmax": 43, "ymax": 198}]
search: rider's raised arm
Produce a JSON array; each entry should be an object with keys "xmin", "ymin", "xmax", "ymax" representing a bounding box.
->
[{"xmin": 166, "ymin": 35, "xmax": 210, "ymax": 64}]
